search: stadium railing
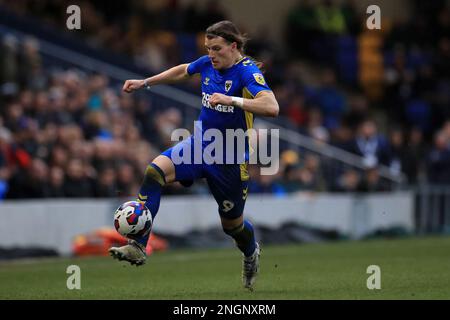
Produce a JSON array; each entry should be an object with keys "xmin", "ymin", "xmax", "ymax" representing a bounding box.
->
[{"xmin": 416, "ymin": 185, "xmax": 450, "ymax": 234}]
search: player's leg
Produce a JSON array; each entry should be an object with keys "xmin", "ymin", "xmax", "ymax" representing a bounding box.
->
[
  {"xmin": 109, "ymin": 154, "xmax": 174, "ymax": 265},
  {"xmin": 221, "ymin": 215, "xmax": 260, "ymax": 290},
  {"xmin": 137, "ymin": 155, "xmax": 176, "ymax": 220},
  {"xmin": 206, "ymin": 163, "xmax": 260, "ymax": 289},
  {"xmin": 110, "ymin": 136, "xmax": 203, "ymax": 265},
  {"xmin": 135, "ymin": 145, "xmax": 202, "ymax": 247},
  {"xmin": 220, "ymin": 215, "xmax": 257, "ymax": 258},
  {"xmin": 133, "ymin": 154, "xmax": 175, "ymax": 245}
]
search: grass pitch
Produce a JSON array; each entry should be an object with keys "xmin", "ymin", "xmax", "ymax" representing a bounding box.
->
[{"xmin": 1, "ymin": 236, "xmax": 449, "ymax": 299}]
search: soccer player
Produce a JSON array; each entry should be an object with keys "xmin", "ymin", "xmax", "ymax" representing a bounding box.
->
[{"xmin": 109, "ymin": 20, "xmax": 279, "ymax": 290}]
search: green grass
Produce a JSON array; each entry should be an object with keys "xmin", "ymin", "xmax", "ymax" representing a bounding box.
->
[{"xmin": 1, "ymin": 236, "xmax": 450, "ymax": 299}]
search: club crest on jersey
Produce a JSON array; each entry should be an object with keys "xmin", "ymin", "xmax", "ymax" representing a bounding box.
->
[
  {"xmin": 253, "ymin": 73, "xmax": 266, "ymax": 85},
  {"xmin": 225, "ymin": 80, "xmax": 232, "ymax": 92},
  {"xmin": 203, "ymin": 77, "xmax": 210, "ymax": 85}
]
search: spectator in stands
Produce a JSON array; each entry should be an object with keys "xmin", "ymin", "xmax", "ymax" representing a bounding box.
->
[
  {"xmin": 63, "ymin": 158, "xmax": 94, "ymax": 198},
  {"xmin": 304, "ymin": 108, "xmax": 330, "ymax": 143},
  {"xmin": 301, "ymin": 154, "xmax": 325, "ymax": 191},
  {"xmin": 347, "ymin": 119, "xmax": 391, "ymax": 167},
  {"xmin": 343, "ymin": 95, "xmax": 369, "ymax": 131},
  {"xmin": 331, "ymin": 169, "xmax": 360, "ymax": 192},
  {"xmin": 357, "ymin": 165, "xmax": 390, "ymax": 192},
  {"xmin": 248, "ymin": 164, "xmax": 285, "ymax": 195},
  {"xmin": 154, "ymin": 107, "xmax": 183, "ymax": 150},
  {"xmin": 316, "ymin": 69, "xmax": 347, "ymax": 130},
  {"xmin": 330, "ymin": 124, "xmax": 353, "ymax": 150},
  {"xmin": 7, "ymin": 158, "xmax": 50, "ymax": 198},
  {"xmin": 116, "ymin": 162, "xmax": 138, "ymax": 197},
  {"xmin": 388, "ymin": 128, "xmax": 407, "ymax": 178},
  {"xmin": 95, "ymin": 166, "xmax": 117, "ymax": 198},
  {"xmin": 0, "ymin": 127, "xmax": 12, "ymax": 199},
  {"xmin": 280, "ymin": 164, "xmax": 303, "ymax": 193},
  {"xmin": 49, "ymin": 145, "xmax": 69, "ymax": 168},
  {"xmin": 0, "ymin": 127, "xmax": 31, "ymax": 176},
  {"xmin": 19, "ymin": 37, "xmax": 45, "ymax": 90},
  {"xmin": 48, "ymin": 166, "xmax": 65, "ymax": 198},
  {"xmin": 278, "ymin": 150, "xmax": 324, "ymax": 193},
  {"xmin": 3, "ymin": 101, "xmax": 26, "ymax": 134},
  {"xmin": 403, "ymin": 127, "xmax": 427, "ymax": 184},
  {"xmin": 285, "ymin": 93, "xmax": 308, "ymax": 127},
  {"xmin": 91, "ymin": 140, "xmax": 115, "ymax": 171},
  {"xmin": 427, "ymin": 129, "xmax": 450, "ymax": 184},
  {"xmin": 0, "ymin": 34, "xmax": 19, "ymax": 87},
  {"xmin": 84, "ymin": 111, "xmax": 112, "ymax": 140}
]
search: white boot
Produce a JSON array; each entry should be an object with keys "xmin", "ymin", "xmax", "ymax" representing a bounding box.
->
[
  {"xmin": 109, "ymin": 239, "xmax": 146, "ymax": 266},
  {"xmin": 242, "ymin": 243, "xmax": 260, "ymax": 291}
]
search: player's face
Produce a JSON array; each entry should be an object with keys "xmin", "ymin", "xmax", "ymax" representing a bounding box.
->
[{"xmin": 205, "ymin": 36, "xmax": 237, "ymax": 70}]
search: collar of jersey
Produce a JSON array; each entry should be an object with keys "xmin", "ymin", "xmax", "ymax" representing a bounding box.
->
[{"xmin": 234, "ymin": 56, "xmax": 246, "ymax": 65}]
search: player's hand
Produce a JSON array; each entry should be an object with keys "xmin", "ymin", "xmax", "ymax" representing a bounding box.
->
[
  {"xmin": 123, "ymin": 79, "xmax": 145, "ymax": 93},
  {"xmin": 209, "ymin": 93, "xmax": 232, "ymax": 107}
]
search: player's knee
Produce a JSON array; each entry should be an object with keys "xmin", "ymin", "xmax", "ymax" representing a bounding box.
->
[
  {"xmin": 152, "ymin": 154, "xmax": 175, "ymax": 183},
  {"xmin": 143, "ymin": 163, "xmax": 166, "ymax": 186}
]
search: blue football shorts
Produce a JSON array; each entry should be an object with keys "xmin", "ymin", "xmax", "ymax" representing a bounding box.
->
[{"xmin": 161, "ymin": 135, "xmax": 249, "ymax": 220}]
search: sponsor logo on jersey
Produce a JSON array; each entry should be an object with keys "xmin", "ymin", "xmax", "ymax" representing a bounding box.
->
[{"xmin": 202, "ymin": 92, "xmax": 235, "ymax": 113}]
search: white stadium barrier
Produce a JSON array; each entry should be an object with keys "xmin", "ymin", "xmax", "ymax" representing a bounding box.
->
[{"xmin": 0, "ymin": 192, "xmax": 414, "ymax": 255}]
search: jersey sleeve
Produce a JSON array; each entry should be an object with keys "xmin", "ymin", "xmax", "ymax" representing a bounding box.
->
[
  {"xmin": 187, "ymin": 55, "xmax": 210, "ymax": 76},
  {"xmin": 241, "ymin": 63, "xmax": 271, "ymax": 97}
]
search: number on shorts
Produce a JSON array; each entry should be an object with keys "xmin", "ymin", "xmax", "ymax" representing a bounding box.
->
[{"xmin": 222, "ymin": 200, "xmax": 235, "ymax": 213}]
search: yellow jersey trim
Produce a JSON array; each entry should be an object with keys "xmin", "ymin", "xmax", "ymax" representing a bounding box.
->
[
  {"xmin": 242, "ymin": 87, "xmax": 254, "ymax": 130},
  {"xmin": 234, "ymin": 56, "xmax": 246, "ymax": 65}
]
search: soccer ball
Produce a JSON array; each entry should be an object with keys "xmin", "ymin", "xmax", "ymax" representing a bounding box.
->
[{"xmin": 113, "ymin": 201, "xmax": 152, "ymax": 239}]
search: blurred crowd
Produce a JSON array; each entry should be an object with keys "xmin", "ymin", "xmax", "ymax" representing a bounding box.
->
[
  {"xmin": 0, "ymin": 0, "xmax": 449, "ymax": 200},
  {"xmin": 0, "ymin": 39, "xmax": 198, "ymax": 199}
]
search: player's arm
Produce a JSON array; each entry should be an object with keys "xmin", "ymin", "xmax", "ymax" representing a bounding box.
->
[
  {"xmin": 123, "ymin": 64, "xmax": 190, "ymax": 93},
  {"xmin": 209, "ymin": 90, "xmax": 279, "ymax": 118}
]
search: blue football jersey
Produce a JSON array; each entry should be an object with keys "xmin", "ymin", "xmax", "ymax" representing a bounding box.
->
[{"xmin": 187, "ymin": 55, "xmax": 272, "ymax": 134}]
